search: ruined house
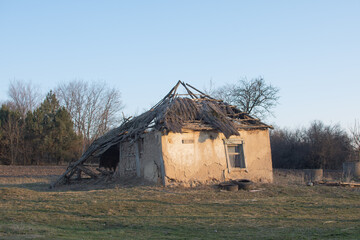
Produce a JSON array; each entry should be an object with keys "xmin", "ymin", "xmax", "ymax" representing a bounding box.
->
[{"xmin": 52, "ymin": 81, "xmax": 273, "ymax": 188}]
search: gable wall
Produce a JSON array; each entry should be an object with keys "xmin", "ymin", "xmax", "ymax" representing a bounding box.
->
[{"xmin": 161, "ymin": 129, "xmax": 273, "ymax": 186}]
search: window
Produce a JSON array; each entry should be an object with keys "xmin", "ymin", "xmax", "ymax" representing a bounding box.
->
[
  {"xmin": 182, "ymin": 139, "xmax": 194, "ymax": 144},
  {"xmin": 224, "ymin": 140, "xmax": 246, "ymax": 169}
]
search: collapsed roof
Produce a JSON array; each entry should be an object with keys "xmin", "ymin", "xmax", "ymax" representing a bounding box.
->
[
  {"xmin": 88, "ymin": 81, "xmax": 271, "ymax": 157},
  {"xmin": 51, "ymin": 81, "xmax": 271, "ymax": 188}
]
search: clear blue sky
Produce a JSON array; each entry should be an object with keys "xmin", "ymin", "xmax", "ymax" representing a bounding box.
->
[{"xmin": 0, "ymin": 1, "xmax": 359, "ymax": 129}]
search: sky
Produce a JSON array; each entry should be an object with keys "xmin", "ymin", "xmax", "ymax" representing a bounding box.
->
[{"xmin": 0, "ymin": 0, "xmax": 359, "ymax": 130}]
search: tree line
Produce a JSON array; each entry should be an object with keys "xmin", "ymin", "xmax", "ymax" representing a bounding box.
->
[
  {"xmin": 0, "ymin": 78, "xmax": 359, "ymax": 168},
  {"xmin": 271, "ymin": 121, "xmax": 359, "ymax": 170},
  {"xmin": 0, "ymin": 80, "xmax": 123, "ymax": 165}
]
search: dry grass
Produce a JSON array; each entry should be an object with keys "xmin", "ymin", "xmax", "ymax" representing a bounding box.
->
[
  {"xmin": 0, "ymin": 165, "xmax": 66, "ymax": 183},
  {"xmin": 273, "ymin": 169, "xmax": 343, "ymax": 185},
  {"xmin": 0, "ymin": 166, "xmax": 359, "ymax": 239}
]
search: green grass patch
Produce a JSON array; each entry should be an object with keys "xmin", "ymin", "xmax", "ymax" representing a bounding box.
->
[{"xmin": 0, "ymin": 183, "xmax": 359, "ymax": 239}]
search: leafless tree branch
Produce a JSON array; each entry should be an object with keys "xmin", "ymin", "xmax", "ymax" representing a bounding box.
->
[
  {"xmin": 55, "ymin": 80, "xmax": 124, "ymax": 150},
  {"xmin": 7, "ymin": 79, "xmax": 42, "ymax": 118},
  {"xmin": 211, "ymin": 77, "xmax": 280, "ymax": 119},
  {"xmin": 350, "ymin": 119, "xmax": 360, "ymax": 160}
]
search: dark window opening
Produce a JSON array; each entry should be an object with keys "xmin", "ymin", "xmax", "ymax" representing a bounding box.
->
[{"xmin": 227, "ymin": 144, "xmax": 246, "ymax": 168}]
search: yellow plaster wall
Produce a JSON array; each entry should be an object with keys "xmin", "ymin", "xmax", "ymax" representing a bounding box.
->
[{"xmin": 161, "ymin": 129, "xmax": 273, "ymax": 185}]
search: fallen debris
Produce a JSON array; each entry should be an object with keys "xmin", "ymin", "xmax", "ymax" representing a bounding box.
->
[
  {"xmin": 49, "ymin": 163, "xmax": 115, "ymax": 188},
  {"xmin": 311, "ymin": 180, "xmax": 360, "ymax": 188},
  {"xmin": 340, "ymin": 182, "xmax": 360, "ymax": 187}
]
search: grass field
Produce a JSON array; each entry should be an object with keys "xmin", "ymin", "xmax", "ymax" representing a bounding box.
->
[{"xmin": 0, "ymin": 166, "xmax": 359, "ymax": 239}]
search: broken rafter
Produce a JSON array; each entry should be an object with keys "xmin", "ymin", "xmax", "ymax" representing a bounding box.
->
[
  {"xmin": 180, "ymin": 81, "xmax": 198, "ymax": 99},
  {"xmin": 96, "ymin": 168, "xmax": 113, "ymax": 176},
  {"xmin": 186, "ymin": 83, "xmax": 215, "ymax": 100},
  {"xmin": 77, "ymin": 165, "xmax": 98, "ymax": 178},
  {"xmin": 169, "ymin": 80, "xmax": 182, "ymax": 99},
  {"xmin": 65, "ymin": 168, "xmax": 78, "ymax": 181}
]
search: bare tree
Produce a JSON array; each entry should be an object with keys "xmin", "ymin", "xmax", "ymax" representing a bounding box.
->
[
  {"xmin": 7, "ymin": 79, "xmax": 41, "ymax": 118},
  {"xmin": 350, "ymin": 119, "xmax": 360, "ymax": 161},
  {"xmin": 203, "ymin": 79, "xmax": 217, "ymax": 96},
  {"xmin": 56, "ymin": 80, "xmax": 124, "ymax": 149},
  {"xmin": 0, "ymin": 105, "xmax": 23, "ymax": 165},
  {"xmin": 1, "ymin": 80, "xmax": 41, "ymax": 165},
  {"xmin": 212, "ymin": 77, "xmax": 279, "ymax": 119}
]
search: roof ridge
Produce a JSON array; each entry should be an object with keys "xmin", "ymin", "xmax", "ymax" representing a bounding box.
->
[{"xmin": 165, "ymin": 80, "xmax": 214, "ymax": 100}]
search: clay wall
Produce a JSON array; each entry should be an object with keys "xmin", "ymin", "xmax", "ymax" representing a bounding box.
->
[{"xmin": 161, "ymin": 129, "xmax": 273, "ymax": 186}]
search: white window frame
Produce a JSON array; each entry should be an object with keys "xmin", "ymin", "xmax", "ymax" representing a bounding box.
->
[{"xmin": 223, "ymin": 139, "xmax": 246, "ymax": 173}]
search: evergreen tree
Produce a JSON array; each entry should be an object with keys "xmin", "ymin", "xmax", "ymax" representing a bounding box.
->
[{"xmin": 25, "ymin": 91, "xmax": 81, "ymax": 165}]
